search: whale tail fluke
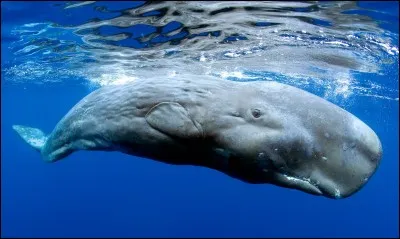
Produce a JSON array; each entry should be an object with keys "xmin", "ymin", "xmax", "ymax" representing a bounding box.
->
[{"xmin": 12, "ymin": 125, "xmax": 48, "ymax": 152}]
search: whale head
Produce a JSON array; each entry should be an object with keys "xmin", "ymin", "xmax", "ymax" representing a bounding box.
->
[{"xmin": 209, "ymin": 81, "xmax": 383, "ymax": 199}]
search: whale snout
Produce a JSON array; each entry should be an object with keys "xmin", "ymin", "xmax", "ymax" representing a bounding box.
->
[
  {"xmin": 266, "ymin": 113, "xmax": 383, "ymax": 199},
  {"xmin": 310, "ymin": 117, "xmax": 383, "ymax": 199},
  {"xmin": 352, "ymin": 117, "xmax": 383, "ymax": 164}
]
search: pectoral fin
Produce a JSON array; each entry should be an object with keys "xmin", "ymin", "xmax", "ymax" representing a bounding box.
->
[{"xmin": 145, "ymin": 102, "xmax": 203, "ymax": 139}]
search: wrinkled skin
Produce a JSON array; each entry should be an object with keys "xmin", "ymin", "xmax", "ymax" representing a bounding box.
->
[{"xmin": 14, "ymin": 76, "xmax": 383, "ymax": 199}]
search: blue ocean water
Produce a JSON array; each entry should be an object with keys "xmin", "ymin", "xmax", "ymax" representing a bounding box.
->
[{"xmin": 1, "ymin": 1, "xmax": 399, "ymax": 238}]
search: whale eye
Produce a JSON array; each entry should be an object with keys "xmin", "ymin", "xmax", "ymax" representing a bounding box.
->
[{"xmin": 252, "ymin": 108, "xmax": 261, "ymax": 118}]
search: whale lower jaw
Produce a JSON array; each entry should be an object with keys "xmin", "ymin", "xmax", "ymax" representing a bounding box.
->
[
  {"xmin": 268, "ymin": 170, "xmax": 325, "ymax": 197},
  {"xmin": 269, "ymin": 171, "xmax": 353, "ymax": 199}
]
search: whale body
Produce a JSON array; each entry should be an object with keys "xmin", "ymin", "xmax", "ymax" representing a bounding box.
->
[{"xmin": 13, "ymin": 76, "xmax": 382, "ymax": 199}]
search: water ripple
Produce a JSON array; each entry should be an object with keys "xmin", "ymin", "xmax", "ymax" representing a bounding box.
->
[{"xmin": 2, "ymin": 1, "xmax": 399, "ymax": 103}]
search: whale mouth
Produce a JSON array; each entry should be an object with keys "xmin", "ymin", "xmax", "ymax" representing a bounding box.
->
[{"xmin": 269, "ymin": 171, "xmax": 323, "ymax": 196}]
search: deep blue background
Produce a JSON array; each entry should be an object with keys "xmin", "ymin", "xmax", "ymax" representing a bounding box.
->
[{"xmin": 1, "ymin": 1, "xmax": 399, "ymax": 238}]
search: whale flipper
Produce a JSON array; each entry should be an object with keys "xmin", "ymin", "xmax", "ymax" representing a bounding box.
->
[
  {"xmin": 12, "ymin": 125, "xmax": 48, "ymax": 151},
  {"xmin": 145, "ymin": 102, "xmax": 203, "ymax": 139}
]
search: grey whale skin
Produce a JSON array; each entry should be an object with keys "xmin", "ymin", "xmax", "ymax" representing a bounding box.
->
[{"xmin": 13, "ymin": 76, "xmax": 382, "ymax": 199}]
